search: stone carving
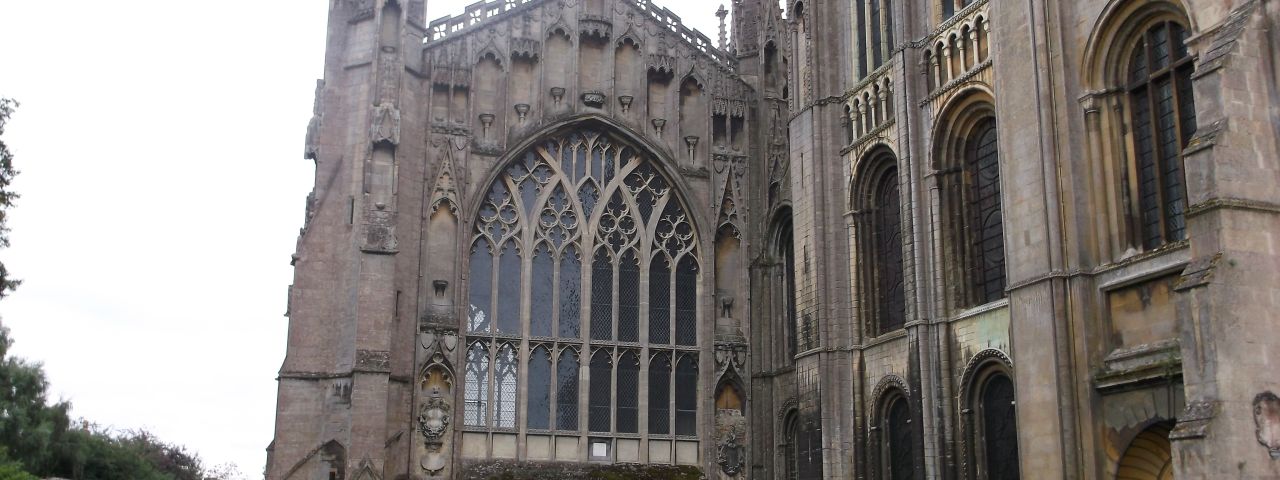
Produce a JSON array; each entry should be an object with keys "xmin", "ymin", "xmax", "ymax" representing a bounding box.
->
[
  {"xmin": 1254, "ymin": 392, "xmax": 1280, "ymax": 459},
  {"xmin": 714, "ymin": 342, "xmax": 747, "ymax": 372},
  {"xmin": 617, "ymin": 95, "xmax": 634, "ymax": 113},
  {"xmin": 355, "ymin": 349, "xmax": 391, "ymax": 373},
  {"xmin": 651, "ymin": 118, "xmax": 666, "ymax": 136},
  {"xmin": 304, "ymin": 80, "xmax": 324, "ymax": 161},
  {"xmin": 647, "ymin": 53, "xmax": 677, "ymax": 76},
  {"xmin": 550, "ymin": 87, "xmax": 566, "ymax": 104},
  {"xmin": 418, "ymin": 395, "xmax": 452, "ymax": 448},
  {"xmin": 717, "ymin": 427, "xmax": 745, "ymax": 476},
  {"xmin": 377, "ymin": 50, "xmax": 400, "ymax": 105},
  {"xmin": 361, "ymin": 206, "xmax": 398, "ymax": 254},
  {"xmin": 371, "ymin": 103, "xmax": 401, "ymax": 146},
  {"xmin": 429, "ymin": 145, "xmax": 459, "ymax": 213},
  {"xmin": 581, "ymin": 90, "xmax": 607, "ymax": 108},
  {"xmin": 510, "ymin": 37, "xmax": 541, "ymax": 60},
  {"xmin": 513, "ymin": 103, "xmax": 531, "ymax": 122},
  {"xmin": 579, "ymin": 14, "xmax": 613, "ymax": 39}
]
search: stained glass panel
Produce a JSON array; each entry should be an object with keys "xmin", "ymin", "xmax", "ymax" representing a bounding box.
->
[
  {"xmin": 675, "ymin": 256, "xmax": 698, "ymax": 346},
  {"xmin": 468, "ymin": 240, "xmax": 492, "ymax": 333},
  {"xmin": 494, "ymin": 343, "xmax": 518, "ymax": 428},
  {"xmin": 674, "ymin": 354, "xmax": 697, "ymax": 435},
  {"xmin": 559, "ymin": 246, "xmax": 582, "ymax": 339},
  {"xmin": 556, "ymin": 349, "xmax": 579, "ymax": 430},
  {"xmin": 464, "ymin": 342, "xmax": 490, "ymax": 426},
  {"xmin": 618, "ymin": 251, "xmax": 640, "ymax": 342},
  {"xmin": 875, "ymin": 170, "xmax": 905, "ymax": 333},
  {"xmin": 589, "ymin": 350, "xmax": 612, "ymax": 432},
  {"xmin": 527, "ymin": 346, "xmax": 552, "ymax": 430},
  {"xmin": 531, "ymin": 244, "xmax": 554, "ymax": 337},
  {"xmin": 649, "ymin": 257, "xmax": 671, "ymax": 345},
  {"xmin": 591, "ymin": 249, "xmax": 613, "ymax": 340},
  {"xmin": 616, "ymin": 351, "xmax": 640, "ymax": 433},
  {"xmin": 497, "ymin": 241, "xmax": 521, "ymax": 335},
  {"xmin": 968, "ymin": 120, "xmax": 1005, "ymax": 305},
  {"xmin": 649, "ymin": 352, "xmax": 671, "ymax": 434}
]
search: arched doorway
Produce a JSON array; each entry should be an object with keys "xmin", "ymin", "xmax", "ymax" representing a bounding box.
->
[{"xmin": 1116, "ymin": 421, "xmax": 1174, "ymax": 480}]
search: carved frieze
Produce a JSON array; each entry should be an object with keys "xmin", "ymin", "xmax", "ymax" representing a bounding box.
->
[
  {"xmin": 579, "ymin": 14, "xmax": 613, "ymax": 40},
  {"xmin": 509, "ymin": 37, "xmax": 541, "ymax": 60}
]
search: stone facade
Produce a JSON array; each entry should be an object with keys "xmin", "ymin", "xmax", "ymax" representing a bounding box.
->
[{"xmin": 267, "ymin": 0, "xmax": 1280, "ymax": 478}]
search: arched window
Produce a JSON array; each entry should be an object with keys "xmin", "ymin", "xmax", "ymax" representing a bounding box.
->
[
  {"xmin": 1126, "ymin": 21, "xmax": 1195, "ymax": 250},
  {"xmin": 967, "ymin": 119, "xmax": 1005, "ymax": 304},
  {"xmin": 941, "ymin": 0, "xmax": 976, "ymax": 19},
  {"xmin": 935, "ymin": 96, "xmax": 1005, "ymax": 311},
  {"xmin": 979, "ymin": 374, "xmax": 1019, "ymax": 480},
  {"xmin": 853, "ymin": 151, "xmax": 905, "ymax": 336},
  {"xmin": 782, "ymin": 411, "xmax": 799, "ymax": 480},
  {"xmin": 465, "ymin": 127, "xmax": 701, "ymax": 451},
  {"xmin": 885, "ymin": 396, "xmax": 915, "ymax": 480},
  {"xmin": 773, "ymin": 212, "xmax": 798, "ymax": 360}
]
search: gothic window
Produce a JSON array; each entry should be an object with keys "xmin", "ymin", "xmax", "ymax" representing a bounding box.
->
[
  {"xmin": 979, "ymin": 374, "xmax": 1019, "ymax": 480},
  {"xmin": 465, "ymin": 127, "xmax": 701, "ymax": 446},
  {"xmin": 1126, "ymin": 21, "xmax": 1195, "ymax": 250},
  {"xmin": 886, "ymin": 396, "xmax": 915, "ymax": 480},
  {"xmin": 527, "ymin": 346, "xmax": 552, "ymax": 430},
  {"xmin": 967, "ymin": 120, "xmax": 1005, "ymax": 304}
]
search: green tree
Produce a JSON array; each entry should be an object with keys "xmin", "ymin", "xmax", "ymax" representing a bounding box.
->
[
  {"xmin": 0, "ymin": 98, "xmax": 18, "ymax": 297},
  {"xmin": 0, "ymin": 325, "xmax": 68, "ymax": 474}
]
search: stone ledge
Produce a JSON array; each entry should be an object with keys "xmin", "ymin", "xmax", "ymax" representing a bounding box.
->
[{"xmin": 459, "ymin": 460, "xmax": 704, "ymax": 480}]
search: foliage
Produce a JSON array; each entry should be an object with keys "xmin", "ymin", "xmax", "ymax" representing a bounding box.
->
[
  {"xmin": 0, "ymin": 326, "xmax": 244, "ymax": 480},
  {"xmin": 0, "ymin": 98, "xmax": 18, "ymax": 298}
]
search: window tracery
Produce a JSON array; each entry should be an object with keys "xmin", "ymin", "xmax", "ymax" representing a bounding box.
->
[{"xmin": 464, "ymin": 127, "xmax": 700, "ymax": 445}]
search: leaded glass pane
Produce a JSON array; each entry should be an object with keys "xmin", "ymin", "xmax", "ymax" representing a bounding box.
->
[
  {"xmin": 888, "ymin": 399, "xmax": 914, "ymax": 480},
  {"xmin": 675, "ymin": 256, "xmax": 698, "ymax": 346},
  {"xmin": 674, "ymin": 354, "xmax": 698, "ymax": 435},
  {"xmin": 527, "ymin": 346, "xmax": 552, "ymax": 430},
  {"xmin": 616, "ymin": 351, "xmax": 640, "ymax": 433},
  {"xmin": 649, "ymin": 352, "xmax": 671, "ymax": 434},
  {"xmin": 618, "ymin": 250, "xmax": 640, "ymax": 342},
  {"xmin": 464, "ymin": 343, "xmax": 490, "ymax": 426},
  {"xmin": 494, "ymin": 343, "xmax": 518, "ymax": 428},
  {"xmin": 983, "ymin": 375, "xmax": 1020, "ymax": 480},
  {"xmin": 559, "ymin": 246, "xmax": 582, "ymax": 339},
  {"xmin": 649, "ymin": 257, "xmax": 671, "ymax": 345},
  {"xmin": 531, "ymin": 243, "xmax": 554, "ymax": 337},
  {"xmin": 591, "ymin": 249, "xmax": 613, "ymax": 340},
  {"xmin": 589, "ymin": 350, "xmax": 612, "ymax": 432},
  {"xmin": 557, "ymin": 349, "xmax": 579, "ymax": 430},
  {"xmin": 497, "ymin": 241, "xmax": 521, "ymax": 335},
  {"xmin": 468, "ymin": 240, "xmax": 492, "ymax": 333},
  {"xmin": 870, "ymin": 0, "xmax": 883, "ymax": 68}
]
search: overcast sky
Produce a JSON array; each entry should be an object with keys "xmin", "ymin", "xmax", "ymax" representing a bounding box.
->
[{"xmin": 0, "ymin": 0, "xmax": 724, "ymax": 475}]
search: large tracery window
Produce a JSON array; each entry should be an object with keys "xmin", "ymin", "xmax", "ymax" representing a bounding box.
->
[
  {"xmin": 1126, "ymin": 21, "xmax": 1196, "ymax": 250},
  {"xmin": 466, "ymin": 127, "xmax": 701, "ymax": 449},
  {"xmin": 856, "ymin": 0, "xmax": 896, "ymax": 76}
]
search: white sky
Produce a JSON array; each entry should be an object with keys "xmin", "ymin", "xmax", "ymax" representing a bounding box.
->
[{"xmin": 0, "ymin": 0, "xmax": 724, "ymax": 475}]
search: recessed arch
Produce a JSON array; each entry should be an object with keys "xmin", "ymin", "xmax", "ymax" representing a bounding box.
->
[
  {"xmin": 1081, "ymin": 0, "xmax": 1194, "ymax": 88},
  {"xmin": 1116, "ymin": 421, "xmax": 1175, "ymax": 480}
]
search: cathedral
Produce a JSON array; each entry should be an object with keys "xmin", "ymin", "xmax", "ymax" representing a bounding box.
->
[{"xmin": 266, "ymin": 0, "xmax": 1280, "ymax": 478}]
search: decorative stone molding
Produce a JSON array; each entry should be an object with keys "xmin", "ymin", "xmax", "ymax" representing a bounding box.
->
[
  {"xmin": 370, "ymin": 103, "xmax": 401, "ymax": 147},
  {"xmin": 578, "ymin": 14, "xmax": 612, "ymax": 40},
  {"xmin": 509, "ymin": 37, "xmax": 541, "ymax": 60},
  {"xmin": 1170, "ymin": 400, "xmax": 1219, "ymax": 441},
  {"xmin": 580, "ymin": 90, "xmax": 607, "ymax": 108}
]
